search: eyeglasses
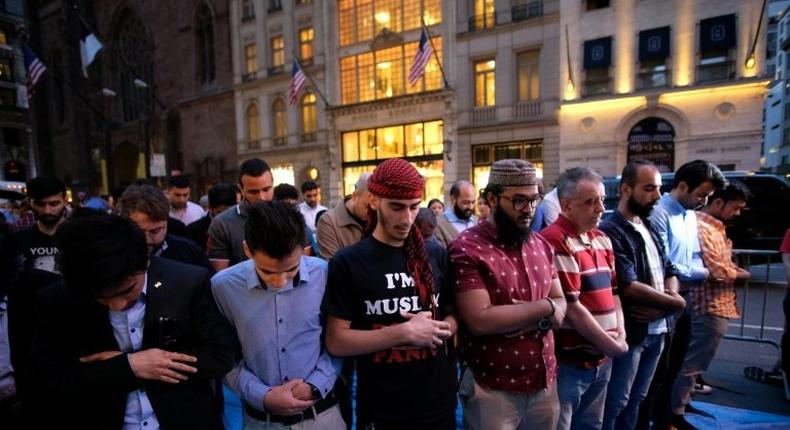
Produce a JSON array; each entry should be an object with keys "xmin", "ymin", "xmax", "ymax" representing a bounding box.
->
[{"xmin": 499, "ymin": 194, "xmax": 542, "ymax": 211}]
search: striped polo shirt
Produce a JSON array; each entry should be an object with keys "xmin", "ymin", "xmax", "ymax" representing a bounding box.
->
[{"xmin": 541, "ymin": 215, "xmax": 618, "ymax": 368}]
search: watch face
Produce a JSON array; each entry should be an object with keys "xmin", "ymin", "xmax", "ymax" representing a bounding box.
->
[{"xmin": 538, "ymin": 318, "xmax": 551, "ymax": 331}]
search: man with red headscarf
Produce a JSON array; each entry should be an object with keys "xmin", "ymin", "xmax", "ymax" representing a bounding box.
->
[{"xmin": 323, "ymin": 158, "xmax": 458, "ymax": 429}]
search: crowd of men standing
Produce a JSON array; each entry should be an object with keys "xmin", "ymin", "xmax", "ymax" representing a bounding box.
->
[{"xmin": 0, "ymin": 154, "xmax": 787, "ymax": 430}]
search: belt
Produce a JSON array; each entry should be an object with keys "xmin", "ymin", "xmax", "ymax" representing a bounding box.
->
[{"xmin": 244, "ymin": 388, "xmax": 338, "ymax": 426}]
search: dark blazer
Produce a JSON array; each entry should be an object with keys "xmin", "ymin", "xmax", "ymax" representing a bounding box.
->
[
  {"xmin": 29, "ymin": 257, "xmax": 237, "ymax": 429},
  {"xmin": 599, "ymin": 209, "xmax": 678, "ymax": 346}
]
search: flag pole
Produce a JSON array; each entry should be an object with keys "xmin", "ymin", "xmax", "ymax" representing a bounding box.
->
[
  {"xmin": 421, "ymin": 17, "xmax": 449, "ymax": 89},
  {"xmin": 292, "ymin": 53, "xmax": 331, "ymax": 108}
]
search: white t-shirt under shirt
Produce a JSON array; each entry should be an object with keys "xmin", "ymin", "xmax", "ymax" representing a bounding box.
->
[
  {"xmin": 170, "ymin": 201, "xmax": 205, "ymax": 226},
  {"xmin": 298, "ymin": 201, "xmax": 327, "ymax": 233},
  {"xmin": 627, "ymin": 217, "xmax": 668, "ymax": 335}
]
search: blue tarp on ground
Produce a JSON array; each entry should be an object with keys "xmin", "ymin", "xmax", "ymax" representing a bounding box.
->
[{"xmin": 223, "ymin": 387, "xmax": 790, "ymax": 430}]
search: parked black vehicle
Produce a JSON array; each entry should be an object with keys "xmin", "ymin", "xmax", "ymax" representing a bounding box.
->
[{"xmin": 602, "ymin": 172, "xmax": 790, "ymax": 251}]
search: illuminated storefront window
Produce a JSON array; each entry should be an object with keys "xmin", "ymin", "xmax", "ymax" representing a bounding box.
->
[
  {"xmin": 472, "ymin": 141, "xmax": 544, "ymax": 189},
  {"xmin": 340, "ymin": 37, "xmax": 442, "ymax": 104},
  {"xmin": 339, "ymin": 0, "xmax": 441, "ymax": 47},
  {"xmin": 341, "ymin": 120, "xmax": 444, "ymax": 202}
]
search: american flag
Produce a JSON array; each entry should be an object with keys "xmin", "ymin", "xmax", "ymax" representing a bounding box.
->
[
  {"xmin": 408, "ymin": 27, "xmax": 433, "ymax": 87},
  {"xmin": 289, "ymin": 60, "xmax": 307, "ymax": 106},
  {"xmin": 23, "ymin": 46, "xmax": 47, "ymax": 98}
]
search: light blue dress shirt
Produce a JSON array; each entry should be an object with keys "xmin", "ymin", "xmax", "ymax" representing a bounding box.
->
[
  {"xmin": 649, "ymin": 193, "xmax": 707, "ymax": 283},
  {"xmin": 210, "ymin": 256, "xmax": 341, "ymax": 412},
  {"xmin": 108, "ymin": 274, "xmax": 160, "ymax": 430},
  {"xmin": 444, "ymin": 209, "xmax": 478, "ymax": 233}
]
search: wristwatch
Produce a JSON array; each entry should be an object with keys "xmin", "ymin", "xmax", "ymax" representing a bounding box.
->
[{"xmin": 308, "ymin": 383, "xmax": 322, "ymax": 400}]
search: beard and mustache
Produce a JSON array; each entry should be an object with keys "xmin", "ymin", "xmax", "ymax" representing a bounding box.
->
[
  {"xmin": 454, "ymin": 204, "xmax": 474, "ymax": 221},
  {"xmin": 493, "ymin": 205, "xmax": 531, "ymax": 249},
  {"xmin": 36, "ymin": 210, "xmax": 65, "ymax": 227},
  {"xmin": 627, "ymin": 195, "xmax": 659, "ymax": 219}
]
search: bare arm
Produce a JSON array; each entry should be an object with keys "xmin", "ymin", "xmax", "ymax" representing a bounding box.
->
[
  {"xmin": 456, "ymin": 280, "xmax": 566, "ymax": 336},
  {"xmin": 325, "ymin": 312, "xmax": 451, "ymax": 357}
]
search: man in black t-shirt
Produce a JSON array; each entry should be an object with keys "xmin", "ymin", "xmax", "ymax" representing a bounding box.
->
[
  {"xmin": 13, "ymin": 177, "xmax": 68, "ymax": 273},
  {"xmin": 324, "ymin": 158, "xmax": 457, "ymax": 429}
]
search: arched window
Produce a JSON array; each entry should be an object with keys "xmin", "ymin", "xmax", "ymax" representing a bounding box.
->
[
  {"xmin": 115, "ymin": 11, "xmax": 154, "ymax": 122},
  {"xmin": 195, "ymin": 3, "xmax": 215, "ymax": 84},
  {"xmin": 301, "ymin": 92, "xmax": 317, "ymax": 136},
  {"xmin": 272, "ymin": 98, "xmax": 287, "ymax": 140},
  {"xmin": 246, "ymin": 103, "xmax": 261, "ymax": 141}
]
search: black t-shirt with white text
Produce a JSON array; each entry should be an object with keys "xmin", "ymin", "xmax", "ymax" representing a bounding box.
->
[
  {"xmin": 13, "ymin": 226, "xmax": 59, "ymax": 273},
  {"xmin": 324, "ymin": 236, "xmax": 456, "ymax": 427}
]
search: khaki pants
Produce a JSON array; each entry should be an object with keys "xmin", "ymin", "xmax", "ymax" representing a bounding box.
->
[
  {"xmin": 242, "ymin": 404, "xmax": 346, "ymax": 430},
  {"xmin": 460, "ymin": 368, "xmax": 559, "ymax": 430}
]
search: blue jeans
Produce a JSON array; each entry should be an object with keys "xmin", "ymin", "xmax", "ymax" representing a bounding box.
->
[
  {"xmin": 603, "ymin": 334, "xmax": 665, "ymax": 430},
  {"xmin": 557, "ymin": 360, "xmax": 613, "ymax": 430}
]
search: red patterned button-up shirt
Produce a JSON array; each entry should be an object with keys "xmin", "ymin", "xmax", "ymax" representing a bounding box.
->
[{"xmin": 449, "ymin": 221, "xmax": 558, "ymax": 394}]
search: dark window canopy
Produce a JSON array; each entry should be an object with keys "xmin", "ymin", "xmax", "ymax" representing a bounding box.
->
[
  {"xmin": 639, "ymin": 27, "xmax": 671, "ymax": 61},
  {"xmin": 700, "ymin": 14, "xmax": 736, "ymax": 52},
  {"xmin": 584, "ymin": 36, "xmax": 612, "ymax": 69}
]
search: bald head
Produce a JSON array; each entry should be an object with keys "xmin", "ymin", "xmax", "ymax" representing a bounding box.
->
[{"xmin": 449, "ymin": 180, "xmax": 476, "ymax": 220}]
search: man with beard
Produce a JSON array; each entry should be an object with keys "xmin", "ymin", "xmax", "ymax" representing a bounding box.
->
[
  {"xmin": 449, "ymin": 159, "xmax": 567, "ymax": 429},
  {"xmin": 599, "ymin": 160, "xmax": 686, "ymax": 430},
  {"xmin": 167, "ymin": 176, "xmax": 205, "ymax": 226},
  {"xmin": 324, "ymin": 159, "xmax": 457, "ymax": 429},
  {"xmin": 13, "ymin": 177, "xmax": 67, "ymax": 273},
  {"xmin": 668, "ymin": 182, "xmax": 751, "ymax": 430},
  {"xmin": 435, "ymin": 180, "xmax": 477, "ymax": 247},
  {"xmin": 639, "ymin": 160, "xmax": 726, "ymax": 430},
  {"xmin": 298, "ymin": 181, "xmax": 328, "ymax": 234},
  {"xmin": 118, "ymin": 184, "xmax": 213, "ymax": 273}
]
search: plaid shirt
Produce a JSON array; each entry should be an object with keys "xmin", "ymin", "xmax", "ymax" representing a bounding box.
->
[{"xmin": 694, "ymin": 211, "xmax": 740, "ymax": 319}]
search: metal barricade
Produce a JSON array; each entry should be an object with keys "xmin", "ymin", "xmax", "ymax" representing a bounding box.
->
[
  {"xmin": 725, "ymin": 249, "xmax": 781, "ymax": 350},
  {"xmin": 726, "ymin": 249, "xmax": 788, "ymax": 399}
]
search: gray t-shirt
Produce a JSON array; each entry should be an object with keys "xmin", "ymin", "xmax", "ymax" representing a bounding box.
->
[{"xmin": 207, "ymin": 203, "xmax": 249, "ymax": 267}]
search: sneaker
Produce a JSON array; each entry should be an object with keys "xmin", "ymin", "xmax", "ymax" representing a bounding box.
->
[{"xmin": 693, "ymin": 381, "xmax": 713, "ymax": 395}]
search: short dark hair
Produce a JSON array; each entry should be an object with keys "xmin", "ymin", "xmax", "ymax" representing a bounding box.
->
[
  {"xmin": 427, "ymin": 198, "xmax": 444, "ymax": 208},
  {"xmin": 620, "ymin": 159, "xmax": 656, "ymax": 188},
  {"xmin": 674, "ymin": 159, "xmax": 727, "ymax": 192},
  {"xmin": 208, "ymin": 182, "xmax": 237, "ymax": 208},
  {"xmin": 301, "ymin": 181, "xmax": 319, "ymax": 194},
  {"xmin": 118, "ymin": 184, "xmax": 170, "ymax": 221},
  {"xmin": 708, "ymin": 180, "xmax": 751, "ymax": 205},
  {"xmin": 416, "ymin": 207, "xmax": 437, "ymax": 227},
  {"xmin": 56, "ymin": 210, "xmax": 148, "ymax": 297},
  {"xmin": 274, "ymin": 183, "xmax": 300, "ymax": 201},
  {"xmin": 238, "ymin": 158, "xmax": 271, "ymax": 184},
  {"xmin": 168, "ymin": 175, "xmax": 190, "ymax": 189},
  {"xmin": 244, "ymin": 201, "xmax": 305, "ymax": 259},
  {"xmin": 26, "ymin": 177, "xmax": 66, "ymax": 200}
]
